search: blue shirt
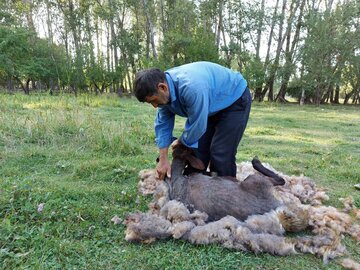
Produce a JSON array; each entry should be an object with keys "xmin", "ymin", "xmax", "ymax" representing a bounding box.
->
[{"xmin": 155, "ymin": 61, "xmax": 248, "ymax": 149}]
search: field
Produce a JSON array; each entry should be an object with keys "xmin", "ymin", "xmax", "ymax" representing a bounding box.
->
[{"xmin": 0, "ymin": 93, "xmax": 359, "ymax": 269}]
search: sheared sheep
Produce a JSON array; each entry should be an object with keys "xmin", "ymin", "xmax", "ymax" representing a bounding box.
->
[
  {"xmin": 163, "ymin": 140, "xmax": 294, "ymax": 222},
  {"xmin": 125, "ymin": 143, "xmax": 360, "ymax": 266}
]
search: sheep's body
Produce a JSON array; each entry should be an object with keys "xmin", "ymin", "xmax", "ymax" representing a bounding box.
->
[{"xmin": 168, "ymin": 158, "xmax": 281, "ymax": 221}]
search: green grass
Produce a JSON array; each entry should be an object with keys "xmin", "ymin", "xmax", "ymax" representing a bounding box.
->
[{"xmin": 0, "ymin": 93, "xmax": 359, "ymax": 269}]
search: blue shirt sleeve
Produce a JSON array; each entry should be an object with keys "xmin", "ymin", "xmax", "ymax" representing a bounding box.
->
[
  {"xmin": 179, "ymin": 87, "xmax": 209, "ymax": 148},
  {"xmin": 154, "ymin": 107, "xmax": 175, "ymax": 148}
]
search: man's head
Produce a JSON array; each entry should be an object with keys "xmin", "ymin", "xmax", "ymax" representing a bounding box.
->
[{"xmin": 134, "ymin": 68, "xmax": 170, "ymax": 108}]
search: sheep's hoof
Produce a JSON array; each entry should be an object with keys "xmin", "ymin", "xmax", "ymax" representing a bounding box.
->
[{"xmin": 354, "ymin": 184, "xmax": 360, "ymax": 190}]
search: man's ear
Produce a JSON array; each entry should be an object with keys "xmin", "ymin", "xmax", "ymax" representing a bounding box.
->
[{"xmin": 157, "ymin": 82, "xmax": 168, "ymax": 93}]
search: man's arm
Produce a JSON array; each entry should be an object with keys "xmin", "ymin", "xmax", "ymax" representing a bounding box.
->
[
  {"xmin": 154, "ymin": 107, "xmax": 175, "ymax": 180},
  {"xmin": 155, "ymin": 107, "xmax": 175, "ymax": 148},
  {"xmin": 180, "ymin": 89, "xmax": 209, "ymax": 148}
]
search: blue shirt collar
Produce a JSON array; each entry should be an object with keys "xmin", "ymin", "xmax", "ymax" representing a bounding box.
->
[{"xmin": 165, "ymin": 73, "xmax": 177, "ymax": 103}]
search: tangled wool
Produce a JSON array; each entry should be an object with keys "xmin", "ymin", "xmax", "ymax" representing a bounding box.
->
[
  {"xmin": 128, "ymin": 162, "xmax": 360, "ymax": 265},
  {"xmin": 124, "ymin": 201, "xmax": 298, "ymax": 256},
  {"xmin": 340, "ymin": 196, "xmax": 360, "ymax": 220},
  {"xmin": 236, "ymin": 161, "xmax": 329, "ymax": 206},
  {"xmin": 138, "ymin": 169, "xmax": 161, "ymax": 195},
  {"xmin": 341, "ymin": 258, "xmax": 360, "ymax": 270}
]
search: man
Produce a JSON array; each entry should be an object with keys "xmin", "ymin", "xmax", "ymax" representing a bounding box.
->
[{"xmin": 134, "ymin": 61, "xmax": 251, "ymax": 179}]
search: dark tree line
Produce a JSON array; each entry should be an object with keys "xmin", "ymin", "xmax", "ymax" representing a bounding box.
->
[{"xmin": 0, "ymin": 0, "xmax": 359, "ymax": 104}]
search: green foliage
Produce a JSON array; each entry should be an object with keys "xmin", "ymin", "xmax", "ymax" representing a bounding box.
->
[
  {"xmin": 186, "ymin": 29, "xmax": 220, "ymax": 63},
  {"xmin": 159, "ymin": 28, "xmax": 220, "ymax": 67},
  {"xmin": 0, "ymin": 26, "xmax": 31, "ymax": 79},
  {"xmin": 0, "ymin": 0, "xmax": 359, "ymax": 103},
  {"xmin": 0, "ymin": 93, "xmax": 359, "ymax": 269},
  {"xmin": 242, "ymin": 55, "xmax": 266, "ymax": 89},
  {"xmin": 155, "ymin": 0, "xmax": 220, "ymax": 67},
  {"xmin": 0, "ymin": 25, "xmax": 67, "ymax": 92},
  {"xmin": 85, "ymin": 57, "xmax": 126, "ymax": 93},
  {"xmin": 300, "ymin": 0, "xmax": 360, "ymax": 103}
]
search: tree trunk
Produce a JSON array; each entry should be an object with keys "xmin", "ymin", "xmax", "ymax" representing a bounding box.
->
[
  {"xmin": 216, "ymin": 0, "xmax": 224, "ymax": 50},
  {"xmin": 142, "ymin": 0, "xmax": 158, "ymax": 60},
  {"xmin": 321, "ymin": 84, "xmax": 331, "ymax": 104},
  {"xmin": 300, "ymin": 89, "xmax": 305, "ymax": 105},
  {"xmin": 264, "ymin": 0, "xmax": 279, "ymax": 67},
  {"xmin": 22, "ymin": 0, "xmax": 36, "ymax": 32},
  {"xmin": 106, "ymin": 21, "xmax": 111, "ymax": 72},
  {"xmin": 95, "ymin": 17, "xmax": 101, "ymax": 62},
  {"xmin": 46, "ymin": 0, "xmax": 53, "ymax": 43},
  {"xmin": 252, "ymin": 0, "xmax": 266, "ymax": 102},
  {"xmin": 159, "ymin": 0, "xmax": 167, "ymax": 34},
  {"xmin": 253, "ymin": 87, "xmax": 264, "ymax": 102},
  {"xmin": 85, "ymin": 11, "xmax": 95, "ymax": 66},
  {"xmin": 260, "ymin": 0, "xmax": 280, "ymax": 100},
  {"xmin": 255, "ymin": 0, "xmax": 266, "ymax": 59},
  {"xmin": 343, "ymin": 91, "xmax": 352, "ymax": 104},
  {"xmin": 333, "ymin": 84, "xmax": 340, "ymax": 104},
  {"xmin": 14, "ymin": 76, "xmax": 26, "ymax": 94},
  {"xmin": 109, "ymin": 0, "xmax": 119, "ymax": 70},
  {"xmin": 276, "ymin": 0, "xmax": 305, "ymax": 102},
  {"xmin": 314, "ymin": 82, "xmax": 325, "ymax": 105},
  {"xmin": 58, "ymin": 0, "xmax": 86, "ymax": 91},
  {"xmin": 6, "ymin": 78, "xmax": 14, "ymax": 92},
  {"xmin": 25, "ymin": 78, "xmax": 31, "ymax": 95},
  {"xmin": 264, "ymin": 0, "xmax": 287, "ymax": 101}
]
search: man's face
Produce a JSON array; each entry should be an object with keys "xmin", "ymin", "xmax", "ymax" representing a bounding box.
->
[{"xmin": 145, "ymin": 83, "xmax": 170, "ymax": 108}]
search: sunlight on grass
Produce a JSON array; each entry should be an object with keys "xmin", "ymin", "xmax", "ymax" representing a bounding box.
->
[{"xmin": 22, "ymin": 102, "xmax": 49, "ymax": 110}]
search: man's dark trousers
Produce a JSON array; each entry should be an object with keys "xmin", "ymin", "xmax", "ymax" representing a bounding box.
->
[{"xmin": 196, "ymin": 87, "xmax": 252, "ymax": 177}]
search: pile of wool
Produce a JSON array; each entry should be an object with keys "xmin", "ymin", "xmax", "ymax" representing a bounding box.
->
[
  {"xmin": 126, "ymin": 162, "xmax": 360, "ymax": 267},
  {"xmin": 124, "ymin": 201, "xmax": 298, "ymax": 256},
  {"xmin": 340, "ymin": 196, "xmax": 360, "ymax": 220},
  {"xmin": 138, "ymin": 169, "xmax": 160, "ymax": 195},
  {"xmin": 236, "ymin": 161, "xmax": 329, "ymax": 206}
]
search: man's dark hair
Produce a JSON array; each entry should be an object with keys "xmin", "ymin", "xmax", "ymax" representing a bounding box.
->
[{"xmin": 133, "ymin": 68, "xmax": 166, "ymax": 102}]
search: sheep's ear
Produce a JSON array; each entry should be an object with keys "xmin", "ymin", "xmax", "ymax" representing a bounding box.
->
[
  {"xmin": 252, "ymin": 156, "xmax": 285, "ymax": 186},
  {"xmin": 186, "ymin": 155, "xmax": 205, "ymax": 170}
]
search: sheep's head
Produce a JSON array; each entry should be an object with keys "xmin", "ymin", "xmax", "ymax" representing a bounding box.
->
[{"xmin": 171, "ymin": 140, "xmax": 205, "ymax": 170}]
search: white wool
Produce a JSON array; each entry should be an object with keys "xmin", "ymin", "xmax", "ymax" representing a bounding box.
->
[
  {"xmin": 171, "ymin": 221, "xmax": 196, "ymax": 239},
  {"xmin": 138, "ymin": 169, "xmax": 160, "ymax": 195},
  {"xmin": 244, "ymin": 209, "xmax": 285, "ymax": 235},
  {"xmin": 160, "ymin": 200, "xmax": 191, "ymax": 223},
  {"xmin": 341, "ymin": 258, "xmax": 360, "ymax": 270}
]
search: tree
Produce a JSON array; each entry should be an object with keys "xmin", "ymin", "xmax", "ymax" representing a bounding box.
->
[
  {"xmin": 0, "ymin": 26, "xmax": 67, "ymax": 94},
  {"xmin": 0, "ymin": 0, "xmax": 359, "ymax": 103},
  {"xmin": 299, "ymin": 0, "xmax": 359, "ymax": 104}
]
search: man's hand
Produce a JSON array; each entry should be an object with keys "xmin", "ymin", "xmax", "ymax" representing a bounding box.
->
[
  {"xmin": 156, "ymin": 158, "xmax": 171, "ymax": 180},
  {"xmin": 156, "ymin": 147, "xmax": 171, "ymax": 180}
]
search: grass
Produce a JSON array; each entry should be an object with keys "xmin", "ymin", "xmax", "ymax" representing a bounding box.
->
[{"xmin": 0, "ymin": 92, "xmax": 359, "ymax": 269}]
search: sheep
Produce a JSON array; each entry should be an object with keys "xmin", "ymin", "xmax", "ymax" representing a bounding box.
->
[
  {"xmin": 164, "ymin": 140, "xmax": 294, "ymax": 223},
  {"xmin": 126, "ymin": 143, "xmax": 360, "ymax": 266}
]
